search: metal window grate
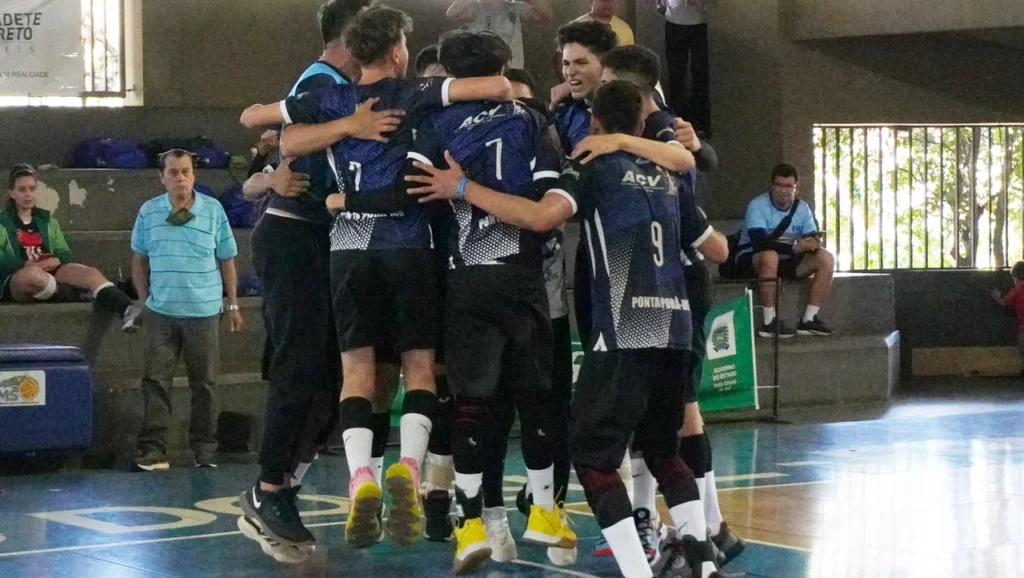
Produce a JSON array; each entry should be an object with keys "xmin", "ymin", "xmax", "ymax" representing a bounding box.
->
[
  {"xmin": 814, "ymin": 125, "xmax": 1024, "ymax": 271},
  {"xmin": 81, "ymin": 0, "xmax": 126, "ymax": 97}
]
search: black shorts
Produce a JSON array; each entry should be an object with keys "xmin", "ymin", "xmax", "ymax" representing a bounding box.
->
[
  {"xmin": 570, "ymin": 348, "xmax": 692, "ymax": 469},
  {"xmin": 445, "ymin": 264, "xmax": 552, "ymax": 398},
  {"xmin": 330, "ymin": 249, "xmax": 439, "ymax": 355},
  {"xmin": 735, "ymin": 251, "xmax": 807, "ymax": 280}
]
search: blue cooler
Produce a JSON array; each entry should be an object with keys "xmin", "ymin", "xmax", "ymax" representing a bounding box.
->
[{"xmin": 0, "ymin": 344, "xmax": 93, "ymax": 454}]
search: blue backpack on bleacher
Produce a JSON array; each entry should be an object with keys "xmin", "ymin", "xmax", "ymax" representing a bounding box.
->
[
  {"xmin": 72, "ymin": 138, "xmax": 148, "ymax": 169},
  {"xmin": 217, "ymin": 184, "xmax": 260, "ymax": 228}
]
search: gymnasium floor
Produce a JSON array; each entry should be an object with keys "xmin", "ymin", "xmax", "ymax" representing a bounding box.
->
[{"xmin": 2, "ymin": 393, "xmax": 1024, "ymax": 577}]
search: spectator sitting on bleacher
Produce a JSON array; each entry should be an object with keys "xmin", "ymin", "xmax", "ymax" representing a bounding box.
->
[
  {"xmin": 734, "ymin": 164, "xmax": 835, "ymax": 339},
  {"xmin": 1, "ymin": 164, "xmax": 141, "ymax": 332}
]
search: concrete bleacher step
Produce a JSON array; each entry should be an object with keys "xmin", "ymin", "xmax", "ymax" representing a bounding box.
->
[
  {"xmin": 714, "ymin": 272, "xmax": 896, "ymax": 336},
  {"xmin": 752, "ymin": 332, "xmax": 900, "ymax": 407},
  {"xmin": 0, "ymin": 298, "xmax": 266, "ymax": 380},
  {"xmin": 25, "ymin": 169, "xmax": 243, "ymax": 232},
  {"xmin": 66, "ymin": 229, "xmax": 256, "ymax": 281}
]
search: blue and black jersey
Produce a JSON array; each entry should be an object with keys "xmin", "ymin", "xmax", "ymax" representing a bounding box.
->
[
  {"xmin": 553, "ymin": 98, "xmax": 592, "ymax": 157},
  {"xmin": 266, "ymin": 60, "xmax": 350, "ymax": 224},
  {"xmin": 408, "ymin": 99, "xmax": 564, "ymax": 267},
  {"xmin": 561, "ymin": 153, "xmax": 691, "ymax": 352},
  {"xmin": 283, "ymin": 76, "xmax": 454, "ymax": 250}
]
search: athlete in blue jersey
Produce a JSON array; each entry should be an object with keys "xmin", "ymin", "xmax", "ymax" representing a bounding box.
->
[
  {"xmin": 239, "ymin": 6, "xmax": 513, "ymax": 551},
  {"xmin": 409, "ymin": 81, "xmax": 717, "ymax": 578},
  {"xmin": 602, "ymin": 45, "xmax": 748, "ymax": 567},
  {"xmin": 403, "ymin": 30, "xmax": 575, "ymax": 574},
  {"xmin": 236, "ymin": 0, "xmax": 398, "ymax": 563}
]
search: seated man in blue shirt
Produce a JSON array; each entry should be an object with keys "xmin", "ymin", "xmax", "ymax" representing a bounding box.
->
[{"xmin": 735, "ymin": 164, "xmax": 834, "ymax": 338}]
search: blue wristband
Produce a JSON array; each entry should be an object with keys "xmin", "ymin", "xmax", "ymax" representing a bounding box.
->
[{"xmin": 456, "ymin": 177, "xmax": 469, "ymax": 200}]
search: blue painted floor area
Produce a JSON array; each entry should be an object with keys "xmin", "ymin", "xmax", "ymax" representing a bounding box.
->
[{"xmin": 3, "ymin": 407, "xmax": 1024, "ymax": 577}]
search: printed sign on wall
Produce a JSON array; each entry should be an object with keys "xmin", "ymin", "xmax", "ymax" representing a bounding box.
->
[
  {"xmin": 0, "ymin": 370, "xmax": 46, "ymax": 407},
  {"xmin": 0, "ymin": 0, "xmax": 84, "ymax": 96}
]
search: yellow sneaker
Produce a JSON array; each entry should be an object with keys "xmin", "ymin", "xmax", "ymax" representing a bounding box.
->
[
  {"xmin": 523, "ymin": 504, "xmax": 577, "ymax": 549},
  {"xmin": 385, "ymin": 458, "xmax": 423, "ymax": 546},
  {"xmin": 345, "ymin": 466, "xmax": 382, "ymax": 549},
  {"xmin": 453, "ymin": 517, "xmax": 492, "ymax": 575}
]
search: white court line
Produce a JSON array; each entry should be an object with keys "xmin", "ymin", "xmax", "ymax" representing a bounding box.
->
[
  {"xmin": 511, "ymin": 559, "xmax": 601, "ymax": 577},
  {"xmin": 743, "ymin": 537, "xmax": 813, "ymax": 553},
  {"xmin": 776, "ymin": 461, "xmax": 832, "ymax": 467},
  {"xmin": 717, "ymin": 479, "xmax": 833, "ymax": 492},
  {"xmin": 715, "ymin": 473, "xmax": 788, "ymax": 482}
]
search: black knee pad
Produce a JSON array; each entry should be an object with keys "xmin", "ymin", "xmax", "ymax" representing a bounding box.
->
[
  {"xmin": 679, "ymin": 433, "xmax": 709, "ymax": 478},
  {"xmin": 339, "ymin": 397, "xmax": 374, "ymax": 431},
  {"xmin": 575, "ymin": 465, "xmax": 632, "ymax": 529},
  {"xmin": 646, "ymin": 454, "xmax": 699, "ymax": 508},
  {"xmin": 371, "ymin": 412, "xmax": 390, "ymax": 458},
  {"xmin": 428, "ymin": 375, "xmax": 453, "ymax": 456},
  {"xmin": 453, "ymin": 396, "xmax": 490, "ymax": 474}
]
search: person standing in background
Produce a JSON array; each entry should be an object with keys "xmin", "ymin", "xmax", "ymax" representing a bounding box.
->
[
  {"xmin": 657, "ymin": 0, "xmax": 711, "ymax": 137},
  {"xmin": 572, "ymin": 0, "xmax": 634, "ymax": 46},
  {"xmin": 131, "ymin": 150, "xmax": 242, "ymax": 473},
  {"xmin": 446, "ymin": 0, "xmax": 554, "ymax": 69}
]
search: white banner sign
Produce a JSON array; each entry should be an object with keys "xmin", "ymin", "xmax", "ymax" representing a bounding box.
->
[{"xmin": 0, "ymin": 0, "xmax": 83, "ymax": 96}]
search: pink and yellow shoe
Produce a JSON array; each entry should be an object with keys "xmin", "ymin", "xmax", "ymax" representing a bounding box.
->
[
  {"xmin": 385, "ymin": 457, "xmax": 423, "ymax": 546},
  {"xmin": 346, "ymin": 466, "xmax": 383, "ymax": 549}
]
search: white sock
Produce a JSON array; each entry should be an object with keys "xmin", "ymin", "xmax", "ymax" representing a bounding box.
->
[
  {"xmin": 290, "ymin": 461, "xmax": 313, "ymax": 487},
  {"xmin": 399, "ymin": 412, "xmax": 432, "ymax": 468},
  {"xmin": 602, "ymin": 517, "xmax": 654, "ymax": 578},
  {"xmin": 527, "ymin": 465, "xmax": 555, "ymax": 508},
  {"xmin": 631, "ymin": 457, "xmax": 658, "ymax": 518},
  {"xmin": 424, "ymin": 452, "xmax": 454, "ymax": 492},
  {"xmin": 704, "ymin": 471, "xmax": 724, "ymax": 536},
  {"xmin": 33, "ymin": 274, "xmax": 57, "ymax": 300},
  {"xmin": 804, "ymin": 305, "xmax": 820, "ymax": 322},
  {"xmin": 763, "ymin": 306, "xmax": 776, "ymax": 325},
  {"xmin": 617, "ymin": 451, "xmax": 634, "ymax": 504},
  {"xmin": 668, "ymin": 499, "xmax": 707, "ymax": 540},
  {"xmin": 454, "ymin": 471, "xmax": 483, "ymax": 500},
  {"xmin": 696, "ymin": 476, "xmax": 707, "ymax": 505},
  {"xmin": 371, "ymin": 456, "xmax": 384, "ymax": 487},
  {"xmin": 342, "ymin": 427, "xmax": 373, "ymax": 478},
  {"xmin": 91, "ymin": 281, "xmax": 114, "ymax": 299}
]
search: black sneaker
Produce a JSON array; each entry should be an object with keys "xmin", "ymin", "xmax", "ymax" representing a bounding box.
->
[
  {"xmin": 133, "ymin": 448, "xmax": 169, "ymax": 472},
  {"xmin": 656, "ymin": 534, "xmax": 721, "ymax": 578},
  {"xmin": 515, "ymin": 484, "xmax": 533, "ymax": 517},
  {"xmin": 711, "ymin": 522, "xmax": 747, "ymax": 566},
  {"xmin": 797, "ymin": 316, "xmax": 834, "ymax": 336},
  {"xmin": 239, "ymin": 486, "xmax": 315, "ymax": 547},
  {"xmin": 423, "ymin": 489, "xmax": 454, "ymax": 542},
  {"xmin": 634, "ymin": 508, "xmax": 661, "ymax": 566},
  {"xmin": 757, "ymin": 319, "xmax": 796, "ymax": 339}
]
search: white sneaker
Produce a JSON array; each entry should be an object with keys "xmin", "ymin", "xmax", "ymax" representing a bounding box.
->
[
  {"xmin": 482, "ymin": 506, "xmax": 517, "ymax": 562},
  {"xmin": 547, "ymin": 545, "xmax": 578, "ymax": 567}
]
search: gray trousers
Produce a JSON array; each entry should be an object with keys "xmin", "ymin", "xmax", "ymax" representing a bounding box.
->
[{"xmin": 138, "ymin": 311, "xmax": 220, "ymax": 460}]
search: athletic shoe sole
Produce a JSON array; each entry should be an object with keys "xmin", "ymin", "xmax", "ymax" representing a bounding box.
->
[
  {"xmin": 796, "ymin": 329, "xmax": 834, "ymax": 336},
  {"xmin": 132, "ymin": 461, "xmax": 169, "ymax": 472},
  {"xmin": 237, "ymin": 516, "xmax": 310, "ymax": 564},
  {"xmin": 547, "ymin": 545, "xmax": 578, "ymax": 567},
  {"xmin": 757, "ymin": 331, "xmax": 795, "ymax": 339},
  {"xmin": 453, "ymin": 542, "xmax": 492, "ymax": 575},
  {"xmin": 238, "ymin": 491, "xmax": 314, "ymax": 547},
  {"xmin": 346, "ymin": 483, "xmax": 383, "ymax": 549},
  {"xmin": 385, "ymin": 466, "xmax": 422, "ymax": 547},
  {"xmin": 522, "ymin": 528, "xmax": 576, "ymax": 549}
]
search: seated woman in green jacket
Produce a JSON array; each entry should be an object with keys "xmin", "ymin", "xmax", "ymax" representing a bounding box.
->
[{"xmin": 1, "ymin": 165, "xmax": 141, "ymax": 332}]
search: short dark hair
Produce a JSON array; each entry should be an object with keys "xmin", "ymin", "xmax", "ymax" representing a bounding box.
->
[
  {"xmin": 557, "ymin": 21, "xmax": 618, "ymax": 57},
  {"xmin": 592, "ymin": 80, "xmax": 642, "ymax": 136},
  {"xmin": 414, "ymin": 44, "xmax": 441, "ymax": 76},
  {"xmin": 318, "ymin": 0, "xmax": 373, "ymax": 45},
  {"xmin": 345, "ymin": 5, "xmax": 412, "ymax": 66},
  {"xmin": 601, "ymin": 45, "xmax": 660, "ymax": 94},
  {"xmin": 8, "ymin": 164, "xmax": 35, "ymax": 190},
  {"xmin": 438, "ymin": 30, "xmax": 511, "ymax": 78},
  {"xmin": 158, "ymin": 149, "xmax": 194, "ymax": 172},
  {"xmin": 1012, "ymin": 261, "xmax": 1024, "ymax": 280},
  {"xmin": 504, "ymin": 68, "xmax": 536, "ymax": 95},
  {"xmin": 772, "ymin": 163, "xmax": 800, "ymax": 183}
]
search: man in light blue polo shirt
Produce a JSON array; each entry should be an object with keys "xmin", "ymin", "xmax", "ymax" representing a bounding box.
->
[
  {"xmin": 130, "ymin": 149, "xmax": 243, "ymax": 472},
  {"xmin": 735, "ymin": 163, "xmax": 835, "ymax": 338}
]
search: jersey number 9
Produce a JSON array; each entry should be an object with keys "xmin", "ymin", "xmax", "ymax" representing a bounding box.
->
[{"xmin": 651, "ymin": 221, "xmax": 664, "ymax": 267}]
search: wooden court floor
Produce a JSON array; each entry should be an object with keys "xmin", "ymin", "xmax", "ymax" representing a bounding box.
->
[{"xmin": 1, "ymin": 407, "xmax": 1023, "ymax": 577}]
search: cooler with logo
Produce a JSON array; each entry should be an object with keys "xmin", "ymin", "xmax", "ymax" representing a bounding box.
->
[{"xmin": 0, "ymin": 344, "xmax": 93, "ymax": 453}]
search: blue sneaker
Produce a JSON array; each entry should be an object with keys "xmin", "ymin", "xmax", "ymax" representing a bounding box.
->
[{"xmin": 594, "ymin": 534, "xmax": 612, "ymax": 557}]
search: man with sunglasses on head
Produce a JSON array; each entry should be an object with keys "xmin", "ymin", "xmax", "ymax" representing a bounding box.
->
[{"xmin": 130, "ymin": 149, "xmax": 242, "ymax": 473}]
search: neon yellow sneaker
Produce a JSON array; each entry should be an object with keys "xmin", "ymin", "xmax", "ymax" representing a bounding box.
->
[
  {"xmin": 345, "ymin": 466, "xmax": 382, "ymax": 549},
  {"xmin": 523, "ymin": 504, "xmax": 577, "ymax": 549},
  {"xmin": 452, "ymin": 517, "xmax": 492, "ymax": 575},
  {"xmin": 385, "ymin": 458, "xmax": 423, "ymax": 546}
]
